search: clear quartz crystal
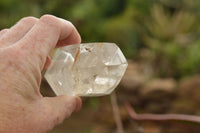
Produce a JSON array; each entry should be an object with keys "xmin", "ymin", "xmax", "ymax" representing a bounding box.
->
[{"xmin": 44, "ymin": 43, "xmax": 128, "ymax": 96}]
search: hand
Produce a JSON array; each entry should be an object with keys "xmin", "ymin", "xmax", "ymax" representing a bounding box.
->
[{"xmin": 0, "ymin": 15, "xmax": 82, "ymax": 133}]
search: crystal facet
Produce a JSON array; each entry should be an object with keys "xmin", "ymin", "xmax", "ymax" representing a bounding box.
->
[{"xmin": 44, "ymin": 43, "xmax": 128, "ymax": 96}]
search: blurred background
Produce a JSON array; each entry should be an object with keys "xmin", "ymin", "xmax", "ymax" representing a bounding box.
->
[{"xmin": 1, "ymin": 0, "xmax": 200, "ymax": 132}]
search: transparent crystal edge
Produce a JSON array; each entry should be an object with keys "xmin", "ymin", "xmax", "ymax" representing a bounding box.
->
[{"xmin": 45, "ymin": 42, "xmax": 128, "ymax": 97}]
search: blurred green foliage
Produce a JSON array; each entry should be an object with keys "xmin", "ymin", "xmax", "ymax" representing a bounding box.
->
[{"xmin": 1, "ymin": 0, "xmax": 200, "ymax": 78}]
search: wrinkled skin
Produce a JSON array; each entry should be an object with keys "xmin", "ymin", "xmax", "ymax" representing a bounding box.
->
[{"xmin": 0, "ymin": 15, "xmax": 82, "ymax": 133}]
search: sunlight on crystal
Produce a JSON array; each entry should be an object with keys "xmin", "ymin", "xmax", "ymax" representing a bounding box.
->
[
  {"xmin": 95, "ymin": 77, "xmax": 110, "ymax": 85},
  {"xmin": 58, "ymin": 81, "xmax": 62, "ymax": 86},
  {"xmin": 45, "ymin": 43, "xmax": 128, "ymax": 96},
  {"xmin": 86, "ymin": 88, "xmax": 93, "ymax": 94}
]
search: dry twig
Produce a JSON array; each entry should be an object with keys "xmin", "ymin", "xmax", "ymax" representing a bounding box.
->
[
  {"xmin": 111, "ymin": 92, "xmax": 124, "ymax": 133},
  {"xmin": 125, "ymin": 102, "xmax": 200, "ymax": 123}
]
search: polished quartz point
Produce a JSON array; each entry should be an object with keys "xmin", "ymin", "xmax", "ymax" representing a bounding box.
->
[{"xmin": 44, "ymin": 43, "xmax": 128, "ymax": 96}]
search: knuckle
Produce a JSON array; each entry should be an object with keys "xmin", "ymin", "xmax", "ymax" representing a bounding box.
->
[
  {"xmin": 0, "ymin": 29, "xmax": 8, "ymax": 33},
  {"xmin": 39, "ymin": 15, "xmax": 61, "ymax": 30},
  {"xmin": 40, "ymin": 14, "xmax": 55, "ymax": 20},
  {"xmin": 60, "ymin": 18, "xmax": 73, "ymax": 26},
  {"xmin": 61, "ymin": 19, "xmax": 75, "ymax": 29},
  {"xmin": 0, "ymin": 29, "xmax": 8, "ymax": 37},
  {"xmin": 40, "ymin": 14, "xmax": 58, "ymax": 24},
  {"xmin": 19, "ymin": 16, "xmax": 38, "ymax": 25},
  {"xmin": 67, "ymin": 21, "xmax": 74, "ymax": 27},
  {"xmin": 66, "ymin": 20, "xmax": 76, "ymax": 30}
]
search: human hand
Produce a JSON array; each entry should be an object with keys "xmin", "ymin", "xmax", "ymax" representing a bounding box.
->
[{"xmin": 0, "ymin": 15, "xmax": 82, "ymax": 133}]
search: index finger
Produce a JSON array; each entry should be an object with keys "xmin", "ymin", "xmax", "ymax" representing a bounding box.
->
[{"xmin": 17, "ymin": 15, "xmax": 81, "ymax": 67}]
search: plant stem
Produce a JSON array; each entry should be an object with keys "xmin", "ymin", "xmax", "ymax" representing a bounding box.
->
[{"xmin": 111, "ymin": 92, "xmax": 124, "ymax": 133}]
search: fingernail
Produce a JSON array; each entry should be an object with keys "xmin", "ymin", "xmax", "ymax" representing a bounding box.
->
[{"xmin": 74, "ymin": 97, "xmax": 82, "ymax": 113}]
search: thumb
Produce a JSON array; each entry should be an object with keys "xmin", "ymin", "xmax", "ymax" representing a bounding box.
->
[{"xmin": 33, "ymin": 95, "xmax": 82, "ymax": 132}]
